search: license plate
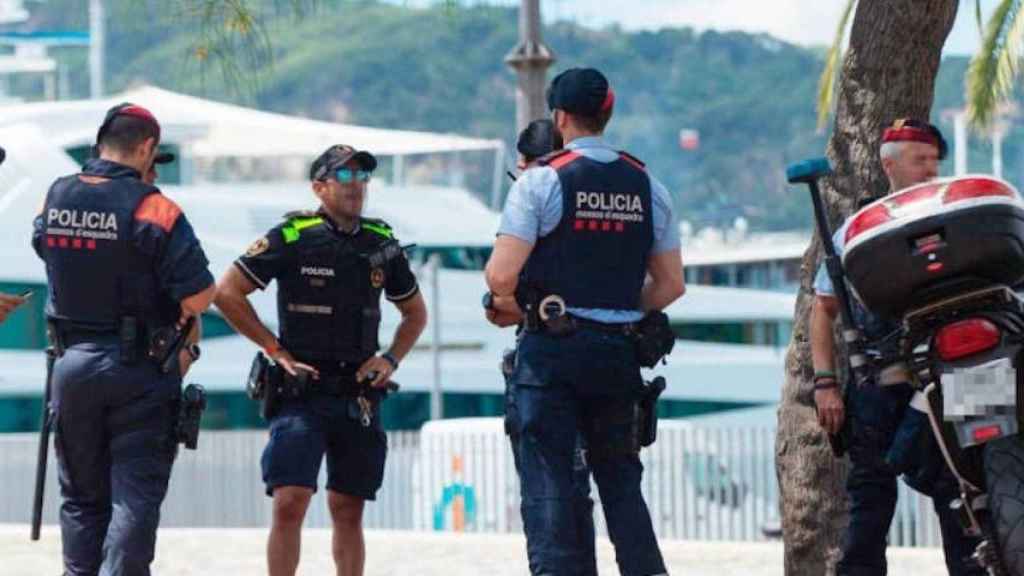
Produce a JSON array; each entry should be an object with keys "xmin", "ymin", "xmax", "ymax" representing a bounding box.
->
[{"xmin": 941, "ymin": 357, "xmax": 1017, "ymax": 421}]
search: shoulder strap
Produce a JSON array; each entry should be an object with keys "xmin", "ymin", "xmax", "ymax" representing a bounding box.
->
[
  {"xmin": 134, "ymin": 192, "xmax": 182, "ymax": 233},
  {"xmin": 537, "ymin": 149, "xmax": 582, "ymax": 170},
  {"xmin": 362, "ymin": 217, "xmax": 394, "ymax": 239},
  {"xmin": 280, "ymin": 213, "xmax": 324, "ymax": 244},
  {"xmin": 618, "ymin": 150, "xmax": 646, "ymax": 171}
]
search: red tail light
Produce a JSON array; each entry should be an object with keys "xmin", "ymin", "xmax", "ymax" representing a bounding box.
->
[
  {"xmin": 943, "ymin": 177, "xmax": 1014, "ymax": 204},
  {"xmin": 845, "ymin": 203, "xmax": 892, "ymax": 244},
  {"xmin": 935, "ymin": 318, "xmax": 1001, "ymax": 361},
  {"xmin": 972, "ymin": 424, "xmax": 1004, "ymax": 443}
]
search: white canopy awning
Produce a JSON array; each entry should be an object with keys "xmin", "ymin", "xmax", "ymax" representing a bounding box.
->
[{"xmin": 0, "ymin": 85, "xmax": 503, "ymax": 158}]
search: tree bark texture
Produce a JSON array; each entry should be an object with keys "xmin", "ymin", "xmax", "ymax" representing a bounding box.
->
[{"xmin": 776, "ymin": 2, "xmax": 958, "ymax": 574}]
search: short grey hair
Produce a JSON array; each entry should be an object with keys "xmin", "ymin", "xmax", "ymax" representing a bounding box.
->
[{"xmin": 879, "ymin": 141, "xmax": 904, "ymax": 161}]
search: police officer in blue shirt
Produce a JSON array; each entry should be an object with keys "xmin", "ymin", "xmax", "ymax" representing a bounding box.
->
[
  {"xmin": 214, "ymin": 144, "xmax": 428, "ymax": 576},
  {"xmin": 811, "ymin": 119, "xmax": 982, "ymax": 576},
  {"xmin": 485, "ymin": 68, "xmax": 685, "ymax": 576},
  {"xmin": 32, "ymin": 103, "xmax": 216, "ymax": 576},
  {"xmin": 504, "ymin": 118, "xmax": 598, "ymax": 575}
]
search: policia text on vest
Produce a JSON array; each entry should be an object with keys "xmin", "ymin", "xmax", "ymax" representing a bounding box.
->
[
  {"xmin": 30, "ymin": 103, "xmax": 218, "ymax": 575},
  {"xmin": 485, "ymin": 67, "xmax": 685, "ymax": 576}
]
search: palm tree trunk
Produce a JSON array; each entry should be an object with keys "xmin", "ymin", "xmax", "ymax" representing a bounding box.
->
[{"xmin": 777, "ymin": 1, "xmax": 959, "ymax": 574}]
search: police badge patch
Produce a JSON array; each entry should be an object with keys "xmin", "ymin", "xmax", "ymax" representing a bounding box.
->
[
  {"xmin": 245, "ymin": 237, "xmax": 269, "ymax": 257},
  {"xmin": 370, "ymin": 268, "xmax": 385, "ymax": 288}
]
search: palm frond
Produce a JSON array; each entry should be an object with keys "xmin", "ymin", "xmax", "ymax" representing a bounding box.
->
[
  {"xmin": 977, "ymin": 0, "xmax": 985, "ymax": 37},
  {"xmin": 967, "ymin": 0, "xmax": 1023, "ymax": 129},
  {"xmin": 167, "ymin": 0, "xmax": 317, "ymax": 93},
  {"xmin": 816, "ymin": 0, "xmax": 857, "ymax": 131}
]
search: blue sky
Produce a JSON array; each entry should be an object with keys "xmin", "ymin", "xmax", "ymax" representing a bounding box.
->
[{"xmin": 396, "ymin": 0, "xmax": 1000, "ymax": 56}]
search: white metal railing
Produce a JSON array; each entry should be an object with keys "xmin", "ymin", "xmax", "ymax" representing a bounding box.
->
[{"xmin": 0, "ymin": 424, "xmax": 941, "ymax": 547}]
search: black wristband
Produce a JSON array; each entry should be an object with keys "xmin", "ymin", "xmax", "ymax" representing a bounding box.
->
[{"xmin": 381, "ymin": 352, "xmax": 399, "ymax": 370}]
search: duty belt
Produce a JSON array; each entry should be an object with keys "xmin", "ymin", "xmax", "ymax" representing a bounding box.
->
[
  {"xmin": 570, "ymin": 315, "xmax": 639, "ymax": 335},
  {"xmin": 47, "ymin": 319, "xmax": 118, "ymax": 354},
  {"xmin": 57, "ymin": 330, "xmax": 120, "ymax": 347},
  {"xmin": 310, "ymin": 373, "xmax": 365, "ymax": 396},
  {"xmin": 524, "ymin": 312, "xmax": 639, "ymax": 336}
]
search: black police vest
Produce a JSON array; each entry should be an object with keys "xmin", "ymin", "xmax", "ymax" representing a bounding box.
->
[
  {"xmin": 40, "ymin": 166, "xmax": 178, "ymax": 332},
  {"xmin": 275, "ymin": 216, "xmax": 396, "ymax": 366},
  {"xmin": 521, "ymin": 150, "xmax": 654, "ymax": 311}
]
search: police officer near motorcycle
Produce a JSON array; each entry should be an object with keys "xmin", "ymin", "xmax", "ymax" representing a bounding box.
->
[
  {"xmin": 31, "ymin": 103, "xmax": 215, "ymax": 576},
  {"xmin": 485, "ymin": 67, "xmax": 684, "ymax": 576},
  {"xmin": 214, "ymin": 144, "xmax": 427, "ymax": 576},
  {"xmin": 811, "ymin": 119, "xmax": 983, "ymax": 575}
]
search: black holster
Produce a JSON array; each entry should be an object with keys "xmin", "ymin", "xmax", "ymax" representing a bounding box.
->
[
  {"xmin": 247, "ymin": 352, "xmax": 271, "ymax": 400},
  {"xmin": 147, "ymin": 317, "xmax": 195, "ymax": 374},
  {"xmin": 633, "ymin": 311, "xmax": 675, "ymax": 368},
  {"xmin": 263, "ymin": 366, "xmax": 312, "ymax": 421},
  {"xmin": 639, "ymin": 376, "xmax": 666, "ymax": 447},
  {"xmin": 175, "ymin": 383, "xmax": 206, "ymax": 450},
  {"xmin": 515, "ymin": 282, "xmax": 545, "ymax": 332},
  {"xmin": 246, "ymin": 352, "xmax": 308, "ymax": 421}
]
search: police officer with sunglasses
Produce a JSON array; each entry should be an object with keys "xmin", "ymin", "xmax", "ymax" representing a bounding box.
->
[{"xmin": 214, "ymin": 144, "xmax": 427, "ymax": 576}]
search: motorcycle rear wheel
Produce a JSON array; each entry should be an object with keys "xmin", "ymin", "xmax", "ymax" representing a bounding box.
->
[{"xmin": 984, "ymin": 434, "xmax": 1024, "ymax": 575}]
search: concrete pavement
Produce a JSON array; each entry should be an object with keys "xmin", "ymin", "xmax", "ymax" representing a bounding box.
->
[{"xmin": 1, "ymin": 524, "xmax": 950, "ymax": 575}]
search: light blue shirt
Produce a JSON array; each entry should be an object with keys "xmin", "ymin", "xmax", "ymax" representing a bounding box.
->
[
  {"xmin": 813, "ymin": 220, "xmax": 850, "ymax": 296},
  {"xmin": 497, "ymin": 136, "xmax": 680, "ymax": 322}
]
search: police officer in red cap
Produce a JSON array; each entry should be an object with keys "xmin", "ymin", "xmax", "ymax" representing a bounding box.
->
[
  {"xmin": 486, "ymin": 67, "xmax": 683, "ymax": 575},
  {"xmin": 32, "ymin": 103, "xmax": 215, "ymax": 576},
  {"xmin": 811, "ymin": 119, "xmax": 983, "ymax": 575}
]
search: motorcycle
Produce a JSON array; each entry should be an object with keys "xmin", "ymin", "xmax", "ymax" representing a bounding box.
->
[{"xmin": 790, "ymin": 159, "xmax": 1024, "ymax": 575}]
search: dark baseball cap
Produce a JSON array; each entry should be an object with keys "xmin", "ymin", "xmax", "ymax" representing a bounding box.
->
[
  {"xmin": 546, "ymin": 67, "xmax": 615, "ymax": 116},
  {"xmin": 517, "ymin": 118, "xmax": 562, "ymax": 160},
  {"xmin": 310, "ymin": 144, "xmax": 378, "ymax": 181},
  {"xmin": 882, "ymin": 118, "xmax": 948, "ymax": 160}
]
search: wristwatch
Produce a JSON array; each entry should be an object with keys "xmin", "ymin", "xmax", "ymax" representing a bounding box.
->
[
  {"xmin": 381, "ymin": 352, "xmax": 399, "ymax": 370},
  {"xmin": 185, "ymin": 343, "xmax": 201, "ymax": 362},
  {"xmin": 482, "ymin": 291, "xmax": 495, "ymax": 310}
]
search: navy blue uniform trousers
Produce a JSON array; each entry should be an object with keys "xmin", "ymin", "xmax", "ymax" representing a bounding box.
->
[
  {"xmin": 508, "ymin": 328, "xmax": 666, "ymax": 576},
  {"xmin": 52, "ymin": 337, "xmax": 179, "ymax": 576},
  {"xmin": 837, "ymin": 383, "xmax": 983, "ymax": 576},
  {"xmin": 505, "ymin": 347, "xmax": 597, "ymax": 575}
]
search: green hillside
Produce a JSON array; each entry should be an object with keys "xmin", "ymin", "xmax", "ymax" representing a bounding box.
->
[{"xmin": 10, "ymin": 0, "xmax": 1017, "ymax": 230}]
